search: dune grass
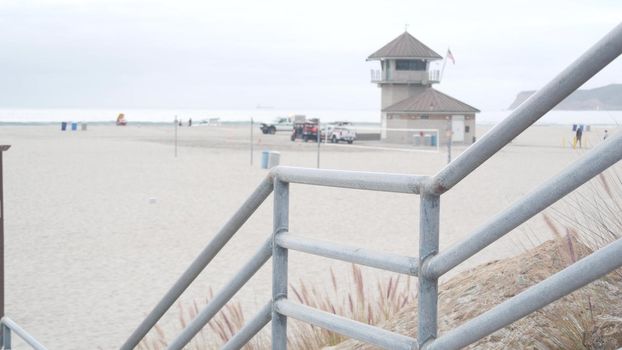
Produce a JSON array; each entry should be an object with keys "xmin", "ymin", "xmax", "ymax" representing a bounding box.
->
[
  {"xmin": 527, "ymin": 168, "xmax": 622, "ymax": 349},
  {"xmin": 137, "ymin": 264, "xmax": 416, "ymax": 349}
]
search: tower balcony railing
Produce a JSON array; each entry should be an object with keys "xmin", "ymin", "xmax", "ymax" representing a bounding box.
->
[{"xmin": 370, "ymin": 69, "xmax": 441, "ymax": 84}]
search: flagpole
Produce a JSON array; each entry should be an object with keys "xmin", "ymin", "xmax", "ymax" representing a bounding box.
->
[{"xmin": 440, "ymin": 48, "xmax": 449, "ymax": 82}]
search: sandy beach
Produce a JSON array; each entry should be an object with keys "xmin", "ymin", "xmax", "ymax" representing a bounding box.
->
[{"xmin": 0, "ymin": 123, "xmax": 614, "ymax": 349}]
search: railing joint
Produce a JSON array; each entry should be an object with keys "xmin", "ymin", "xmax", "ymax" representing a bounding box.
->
[
  {"xmin": 273, "ymin": 293, "xmax": 287, "ymax": 302},
  {"xmin": 409, "ymin": 260, "xmax": 419, "ymax": 276},
  {"xmin": 420, "ymin": 250, "xmax": 437, "ymax": 262},
  {"xmin": 419, "ymin": 335, "xmax": 436, "ymax": 349},
  {"xmin": 418, "ymin": 255, "xmax": 436, "ymax": 280},
  {"xmin": 274, "ymin": 227, "xmax": 288, "ymax": 235}
]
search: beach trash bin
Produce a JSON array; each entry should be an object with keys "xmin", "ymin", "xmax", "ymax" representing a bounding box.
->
[
  {"xmin": 81, "ymin": 123, "xmax": 87, "ymax": 131},
  {"xmin": 71, "ymin": 122, "xmax": 78, "ymax": 131},
  {"xmin": 413, "ymin": 134, "xmax": 421, "ymax": 146},
  {"xmin": 268, "ymin": 151, "xmax": 280, "ymax": 168},
  {"xmin": 61, "ymin": 122, "xmax": 67, "ymax": 131},
  {"xmin": 261, "ymin": 150, "xmax": 270, "ymax": 169},
  {"xmin": 431, "ymin": 134, "xmax": 437, "ymax": 146}
]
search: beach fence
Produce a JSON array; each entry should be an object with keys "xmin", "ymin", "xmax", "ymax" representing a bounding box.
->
[{"xmin": 117, "ymin": 23, "xmax": 622, "ymax": 350}]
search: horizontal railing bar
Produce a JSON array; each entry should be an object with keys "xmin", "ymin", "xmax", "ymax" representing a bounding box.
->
[
  {"xmin": 427, "ymin": 22, "xmax": 622, "ymax": 194},
  {"xmin": 121, "ymin": 176, "xmax": 274, "ymax": 350},
  {"xmin": 1, "ymin": 317, "xmax": 48, "ymax": 350},
  {"xmin": 275, "ymin": 299, "xmax": 418, "ymax": 350},
  {"xmin": 167, "ymin": 238, "xmax": 273, "ymax": 350},
  {"xmin": 221, "ymin": 301, "xmax": 272, "ymax": 350},
  {"xmin": 425, "ymin": 237, "xmax": 622, "ymax": 350},
  {"xmin": 276, "ymin": 233, "xmax": 418, "ymax": 276},
  {"xmin": 425, "ymin": 131, "xmax": 622, "ymax": 279},
  {"xmin": 272, "ymin": 166, "xmax": 426, "ymax": 194}
]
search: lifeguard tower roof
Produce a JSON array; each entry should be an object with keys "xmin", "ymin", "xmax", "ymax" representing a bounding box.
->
[
  {"xmin": 367, "ymin": 31, "xmax": 443, "ymax": 61},
  {"xmin": 383, "ymin": 88, "xmax": 480, "ymax": 114}
]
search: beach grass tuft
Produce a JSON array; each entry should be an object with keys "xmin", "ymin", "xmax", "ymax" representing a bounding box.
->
[{"xmin": 137, "ymin": 264, "xmax": 416, "ymax": 349}]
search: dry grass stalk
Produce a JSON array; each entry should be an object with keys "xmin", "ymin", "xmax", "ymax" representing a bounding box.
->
[
  {"xmin": 137, "ymin": 263, "xmax": 415, "ymax": 349},
  {"xmin": 535, "ymin": 167, "xmax": 622, "ymax": 349}
]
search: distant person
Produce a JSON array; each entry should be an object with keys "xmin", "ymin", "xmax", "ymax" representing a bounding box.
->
[
  {"xmin": 603, "ymin": 129, "xmax": 608, "ymax": 140},
  {"xmin": 575, "ymin": 125, "xmax": 583, "ymax": 148},
  {"xmin": 188, "ymin": 118, "xmax": 192, "ymax": 127},
  {"xmin": 116, "ymin": 113, "xmax": 127, "ymax": 126},
  {"xmin": 178, "ymin": 119, "xmax": 182, "ymax": 127}
]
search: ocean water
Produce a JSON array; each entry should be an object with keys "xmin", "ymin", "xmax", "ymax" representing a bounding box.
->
[{"xmin": 0, "ymin": 108, "xmax": 621, "ymax": 125}]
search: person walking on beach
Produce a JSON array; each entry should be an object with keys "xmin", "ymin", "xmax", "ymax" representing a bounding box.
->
[
  {"xmin": 188, "ymin": 118, "xmax": 192, "ymax": 127},
  {"xmin": 575, "ymin": 125, "xmax": 583, "ymax": 148}
]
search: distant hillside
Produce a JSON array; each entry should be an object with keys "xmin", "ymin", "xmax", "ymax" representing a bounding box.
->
[{"xmin": 509, "ymin": 84, "xmax": 622, "ymax": 110}]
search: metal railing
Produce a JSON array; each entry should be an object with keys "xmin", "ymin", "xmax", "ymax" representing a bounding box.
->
[
  {"xmin": 1, "ymin": 317, "xmax": 48, "ymax": 350},
  {"xmin": 121, "ymin": 22, "xmax": 622, "ymax": 350},
  {"xmin": 370, "ymin": 69, "xmax": 441, "ymax": 83}
]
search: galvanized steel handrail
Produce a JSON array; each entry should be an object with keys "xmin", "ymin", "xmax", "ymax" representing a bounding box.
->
[
  {"xmin": 167, "ymin": 238, "xmax": 273, "ymax": 350},
  {"xmin": 121, "ymin": 177, "xmax": 274, "ymax": 350},
  {"xmin": 221, "ymin": 302, "xmax": 272, "ymax": 350},
  {"xmin": 275, "ymin": 233, "xmax": 418, "ymax": 276},
  {"xmin": 121, "ymin": 22, "xmax": 622, "ymax": 350},
  {"xmin": 123, "ymin": 167, "xmax": 430, "ymax": 348},
  {"xmin": 1, "ymin": 317, "xmax": 48, "ymax": 350},
  {"xmin": 274, "ymin": 299, "xmax": 418, "ymax": 350},
  {"xmin": 424, "ymin": 131, "xmax": 622, "ymax": 279},
  {"xmin": 271, "ymin": 166, "xmax": 425, "ymax": 194}
]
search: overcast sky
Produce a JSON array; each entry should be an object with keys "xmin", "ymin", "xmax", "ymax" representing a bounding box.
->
[{"xmin": 1, "ymin": 0, "xmax": 621, "ymax": 111}]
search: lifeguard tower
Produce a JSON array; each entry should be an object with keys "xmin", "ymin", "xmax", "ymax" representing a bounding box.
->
[{"xmin": 368, "ymin": 31, "xmax": 479, "ymax": 145}]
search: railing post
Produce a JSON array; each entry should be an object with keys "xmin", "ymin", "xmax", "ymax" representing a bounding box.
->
[
  {"xmin": 418, "ymin": 193, "xmax": 440, "ymax": 347},
  {"xmin": 0, "ymin": 145, "xmax": 10, "ymax": 347},
  {"xmin": 316, "ymin": 119, "xmax": 321, "ymax": 169},
  {"xmin": 272, "ymin": 178, "xmax": 289, "ymax": 349},
  {"xmin": 2, "ymin": 324, "xmax": 10, "ymax": 350}
]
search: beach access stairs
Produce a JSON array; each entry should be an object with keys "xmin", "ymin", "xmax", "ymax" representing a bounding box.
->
[{"xmin": 3, "ymin": 22, "xmax": 622, "ymax": 350}]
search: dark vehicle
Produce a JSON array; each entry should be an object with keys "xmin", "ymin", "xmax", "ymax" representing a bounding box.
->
[
  {"xmin": 290, "ymin": 120, "xmax": 324, "ymax": 142},
  {"xmin": 260, "ymin": 117, "xmax": 293, "ymax": 134}
]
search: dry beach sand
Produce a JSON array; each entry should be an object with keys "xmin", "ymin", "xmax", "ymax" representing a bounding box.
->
[{"xmin": 0, "ymin": 123, "xmax": 615, "ymax": 349}]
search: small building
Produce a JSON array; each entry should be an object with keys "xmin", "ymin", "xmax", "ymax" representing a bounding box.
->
[{"xmin": 368, "ymin": 31, "xmax": 479, "ymax": 145}]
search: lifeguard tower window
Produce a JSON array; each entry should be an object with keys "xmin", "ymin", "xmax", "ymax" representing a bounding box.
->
[{"xmin": 395, "ymin": 59, "xmax": 426, "ymax": 71}]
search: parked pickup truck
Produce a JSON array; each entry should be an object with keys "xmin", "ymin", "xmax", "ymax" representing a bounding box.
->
[
  {"xmin": 260, "ymin": 115, "xmax": 306, "ymax": 134},
  {"xmin": 291, "ymin": 120, "xmax": 323, "ymax": 142},
  {"xmin": 325, "ymin": 124, "xmax": 356, "ymax": 144}
]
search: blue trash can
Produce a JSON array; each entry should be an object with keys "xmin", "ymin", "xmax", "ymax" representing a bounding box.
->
[
  {"xmin": 261, "ymin": 150, "xmax": 270, "ymax": 169},
  {"xmin": 431, "ymin": 134, "xmax": 437, "ymax": 147},
  {"xmin": 61, "ymin": 122, "xmax": 67, "ymax": 131},
  {"xmin": 71, "ymin": 122, "xmax": 78, "ymax": 131}
]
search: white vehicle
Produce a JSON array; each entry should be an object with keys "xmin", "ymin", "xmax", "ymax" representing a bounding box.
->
[
  {"xmin": 260, "ymin": 115, "xmax": 305, "ymax": 134},
  {"xmin": 326, "ymin": 125, "xmax": 356, "ymax": 144}
]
